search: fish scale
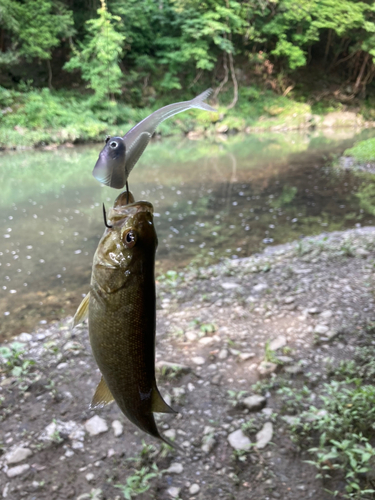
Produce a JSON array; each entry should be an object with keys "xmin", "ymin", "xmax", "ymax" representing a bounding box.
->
[{"xmin": 74, "ymin": 194, "xmax": 180, "ymax": 450}]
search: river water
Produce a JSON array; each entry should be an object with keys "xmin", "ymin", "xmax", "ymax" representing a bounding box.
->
[{"xmin": 1, "ymin": 129, "xmax": 374, "ymax": 340}]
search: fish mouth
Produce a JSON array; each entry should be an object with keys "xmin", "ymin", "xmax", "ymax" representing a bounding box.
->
[{"xmin": 108, "ymin": 200, "xmax": 154, "ymax": 223}]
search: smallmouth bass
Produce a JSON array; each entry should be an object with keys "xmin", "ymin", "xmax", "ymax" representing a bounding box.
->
[
  {"xmin": 93, "ymin": 88, "xmax": 217, "ymax": 189},
  {"xmin": 74, "ymin": 191, "xmax": 180, "ymax": 450}
]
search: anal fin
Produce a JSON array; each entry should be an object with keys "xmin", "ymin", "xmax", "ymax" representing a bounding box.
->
[
  {"xmin": 90, "ymin": 376, "xmax": 115, "ymax": 409},
  {"xmin": 73, "ymin": 292, "xmax": 90, "ymax": 328},
  {"xmin": 152, "ymin": 384, "xmax": 177, "ymax": 414}
]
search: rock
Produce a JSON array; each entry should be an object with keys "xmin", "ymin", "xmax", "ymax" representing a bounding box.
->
[
  {"xmin": 156, "ymin": 361, "xmax": 191, "ymax": 375},
  {"xmin": 185, "ymin": 332, "xmax": 197, "ymax": 341},
  {"xmin": 166, "ymin": 462, "xmax": 184, "ymax": 474},
  {"xmin": 57, "ymin": 362, "xmax": 69, "ymax": 370},
  {"xmin": 5, "ymin": 447, "xmax": 32, "ymax": 464},
  {"xmin": 269, "ymin": 335, "xmax": 287, "ymax": 351},
  {"xmin": 167, "ymin": 486, "xmax": 181, "ymax": 498},
  {"xmin": 199, "ymin": 337, "xmax": 214, "ymax": 345},
  {"xmin": 258, "ymin": 361, "xmax": 278, "ymax": 377},
  {"xmin": 256, "ymin": 422, "xmax": 273, "ymax": 449},
  {"xmin": 6, "ymin": 464, "xmax": 30, "ymax": 478},
  {"xmin": 239, "ymin": 352, "xmax": 255, "ymax": 361},
  {"xmin": 243, "ymin": 395, "xmax": 266, "ymax": 411},
  {"xmin": 284, "ymin": 296, "xmax": 294, "ymax": 304},
  {"xmin": 314, "ymin": 324, "xmax": 329, "ymax": 335},
  {"xmin": 189, "ymin": 484, "xmax": 200, "ymax": 495},
  {"xmin": 84, "ymin": 416, "xmax": 108, "ymax": 436},
  {"xmin": 201, "ymin": 434, "xmax": 215, "ymax": 453},
  {"xmin": 356, "ymin": 247, "xmax": 370, "ymax": 257},
  {"xmin": 215, "ymin": 123, "xmax": 228, "ymax": 133},
  {"xmin": 86, "ymin": 473, "xmax": 95, "ymax": 482},
  {"xmin": 192, "ymin": 356, "xmax": 205, "ymax": 365},
  {"xmin": 17, "ymin": 333, "xmax": 32, "ymax": 342},
  {"xmin": 218, "ymin": 349, "xmax": 228, "ymax": 360},
  {"xmin": 284, "ymin": 364, "xmax": 303, "ymax": 375},
  {"xmin": 112, "ymin": 420, "xmax": 123, "ymax": 437},
  {"xmin": 227, "ymin": 429, "xmax": 251, "ymax": 451},
  {"xmin": 164, "ymin": 429, "xmax": 176, "ymax": 440},
  {"xmin": 308, "ymin": 307, "xmax": 320, "ymax": 314},
  {"xmin": 187, "ymin": 383, "xmax": 195, "ymax": 392},
  {"xmin": 320, "ymin": 310, "xmax": 333, "ymax": 319},
  {"xmin": 283, "ymin": 415, "xmax": 299, "ymax": 426},
  {"xmin": 252, "ymin": 283, "xmax": 268, "ymax": 293},
  {"xmin": 221, "ymin": 282, "xmax": 239, "ymax": 290}
]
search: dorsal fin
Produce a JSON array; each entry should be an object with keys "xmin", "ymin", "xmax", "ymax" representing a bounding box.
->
[
  {"xmin": 90, "ymin": 376, "xmax": 115, "ymax": 409},
  {"xmin": 73, "ymin": 292, "xmax": 90, "ymax": 328},
  {"xmin": 151, "ymin": 384, "xmax": 177, "ymax": 414}
]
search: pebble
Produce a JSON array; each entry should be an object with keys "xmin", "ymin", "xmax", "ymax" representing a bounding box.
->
[
  {"xmin": 284, "ymin": 296, "xmax": 294, "ymax": 304},
  {"xmin": 243, "ymin": 395, "xmax": 266, "ymax": 411},
  {"xmin": 221, "ymin": 282, "xmax": 239, "ymax": 289},
  {"xmin": 201, "ymin": 435, "xmax": 215, "ymax": 453},
  {"xmin": 166, "ymin": 463, "xmax": 184, "ymax": 474},
  {"xmin": 164, "ymin": 429, "xmax": 176, "ymax": 440},
  {"xmin": 269, "ymin": 335, "xmax": 287, "ymax": 351},
  {"xmin": 258, "ymin": 361, "xmax": 278, "ymax": 377},
  {"xmin": 17, "ymin": 333, "xmax": 32, "ymax": 342},
  {"xmin": 218, "ymin": 349, "xmax": 228, "ymax": 360},
  {"xmin": 6, "ymin": 464, "xmax": 30, "ymax": 478},
  {"xmin": 112, "ymin": 420, "xmax": 123, "ymax": 437},
  {"xmin": 284, "ymin": 364, "xmax": 303, "ymax": 375},
  {"xmin": 167, "ymin": 486, "xmax": 181, "ymax": 498},
  {"xmin": 239, "ymin": 352, "xmax": 255, "ymax": 361},
  {"xmin": 187, "ymin": 383, "xmax": 195, "ymax": 392},
  {"xmin": 156, "ymin": 360, "xmax": 191, "ymax": 375},
  {"xmin": 308, "ymin": 307, "xmax": 320, "ymax": 314},
  {"xmin": 199, "ymin": 337, "xmax": 214, "ymax": 345},
  {"xmin": 256, "ymin": 422, "xmax": 273, "ymax": 449},
  {"xmin": 320, "ymin": 310, "xmax": 333, "ymax": 319},
  {"xmin": 189, "ymin": 484, "xmax": 200, "ymax": 495},
  {"xmin": 86, "ymin": 473, "xmax": 95, "ymax": 482},
  {"xmin": 56, "ymin": 362, "xmax": 69, "ymax": 370},
  {"xmin": 227, "ymin": 429, "xmax": 251, "ymax": 451},
  {"xmin": 252, "ymin": 283, "xmax": 268, "ymax": 293},
  {"xmin": 185, "ymin": 332, "xmax": 197, "ymax": 341},
  {"xmin": 314, "ymin": 324, "xmax": 329, "ymax": 335},
  {"xmin": 356, "ymin": 247, "xmax": 370, "ymax": 257},
  {"xmin": 84, "ymin": 416, "xmax": 108, "ymax": 436},
  {"xmin": 5, "ymin": 446, "xmax": 32, "ymax": 464},
  {"xmin": 192, "ymin": 356, "xmax": 205, "ymax": 365}
]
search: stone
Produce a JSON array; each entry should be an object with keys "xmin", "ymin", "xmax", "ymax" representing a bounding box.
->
[
  {"xmin": 218, "ymin": 349, "xmax": 228, "ymax": 360},
  {"xmin": 221, "ymin": 282, "xmax": 239, "ymax": 290},
  {"xmin": 283, "ymin": 415, "xmax": 299, "ymax": 426},
  {"xmin": 166, "ymin": 463, "xmax": 184, "ymax": 474},
  {"xmin": 256, "ymin": 422, "xmax": 273, "ymax": 449},
  {"xmin": 277, "ymin": 356, "xmax": 293, "ymax": 365},
  {"xmin": 227, "ymin": 429, "xmax": 251, "ymax": 451},
  {"xmin": 192, "ymin": 356, "xmax": 205, "ymax": 365},
  {"xmin": 308, "ymin": 307, "xmax": 320, "ymax": 314},
  {"xmin": 6, "ymin": 464, "xmax": 30, "ymax": 478},
  {"xmin": 112, "ymin": 420, "xmax": 123, "ymax": 437},
  {"xmin": 189, "ymin": 484, "xmax": 200, "ymax": 495},
  {"xmin": 258, "ymin": 361, "xmax": 277, "ymax": 377},
  {"xmin": 5, "ymin": 447, "xmax": 32, "ymax": 464},
  {"xmin": 167, "ymin": 486, "xmax": 181, "ymax": 498},
  {"xmin": 84, "ymin": 416, "xmax": 108, "ymax": 436},
  {"xmin": 284, "ymin": 364, "xmax": 303, "ymax": 375},
  {"xmin": 320, "ymin": 310, "xmax": 333, "ymax": 319},
  {"xmin": 164, "ymin": 429, "xmax": 176, "ymax": 440},
  {"xmin": 314, "ymin": 324, "xmax": 329, "ymax": 335},
  {"xmin": 185, "ymin": 332, "xmax": 197, "ymax": 341},
  {"xmin": 284, "ymin": 297, "xmax": 294, "ymax": 304},
  {"xmin": 57, "ymin": 362, "xmax": 69, "ymax": 370},
  {"xmin": 17, "ymin": 333, "xmax": 32, "ymax": 342},
  {"xmin": 86, "ymin": 473, "xmax": 95, "ymax": 482},
  {"xmin": 201, "ymin": 435, "xmax": 215, "ymax": 453},
  {"xmin": 269, "ymin": 335, "xmax": 287, "ymax": 351},
  {"xmin": 252, "ymin": 283, "xmax": 268, "ymax": 293},
  {"xmin": 243, "ymin": 395, "xmax": 266, "ymax": 411},
  {"xmin": 356, "ymin": 247, "xmax": 370, "ymax": 257},
  {"xmin": 156, "ymin": 361, "xmax": 191, "ymax": 375},
  {"xmin": 199, "ymin": 337, "xmax": 214, "ymax": 345},
  {"xmin": 239, "ymin": 352, "xmax": 255, "ymax": 362}
]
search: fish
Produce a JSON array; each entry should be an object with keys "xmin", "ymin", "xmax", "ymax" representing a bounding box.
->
[
  {"xmin": 93, "ymin": 88, "xmax": 217, "ymax": 189},
  {"xmin": 74, "ymin": 191, "xmax": 181, "ymax": 450}
]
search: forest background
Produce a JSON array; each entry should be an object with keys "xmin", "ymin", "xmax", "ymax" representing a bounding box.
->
[{"xmin": 1, "ymin": 0, "xmax": 375, "ymax": 149}]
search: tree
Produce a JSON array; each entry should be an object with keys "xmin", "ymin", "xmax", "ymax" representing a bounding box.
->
[{"xmin": 64, "ymin": 0, "xmax": 125, "ymax": 104}]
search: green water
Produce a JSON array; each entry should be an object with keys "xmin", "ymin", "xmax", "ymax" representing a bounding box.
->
[{"xmin": 1, "ymin": 129, "xmax": 375, "ymax": 340}]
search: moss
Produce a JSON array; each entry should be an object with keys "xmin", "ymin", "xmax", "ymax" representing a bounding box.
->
[{"xmin": 344, "ymin": 138, "xmax": 375, "ymax": 163}]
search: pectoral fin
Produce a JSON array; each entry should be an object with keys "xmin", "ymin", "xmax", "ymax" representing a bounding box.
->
[
  {"xmin": 90, "ymin": 376, "xmax": 115, "ymax": 409},
  {"xmin": 152, "ymin": 384, "xmax": 177, "ymax": 414},
  {"xmin": 73, "ymin": 293, "xmax": 90, "ymax": 328}
]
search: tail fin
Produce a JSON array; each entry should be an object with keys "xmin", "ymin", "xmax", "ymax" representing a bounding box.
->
[{"xmin": 191, "ymin": 88, "xmax": 217, "ymax": 113}]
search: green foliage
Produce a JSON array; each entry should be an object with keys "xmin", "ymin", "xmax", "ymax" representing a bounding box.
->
[
  {"xmin": 345, "ymin": 138, "xmax": 375, "ymax": 163},
  {"xmin": 0, "ymin": 342, "xmax": 36, "ymax": 378},
  {"xmin": 115, "ymin": 463, "xmax": 159, "ymax": 499},
  {"xmin": 64, "ymin": 0, "xmax": 125, "ymax": 103}
]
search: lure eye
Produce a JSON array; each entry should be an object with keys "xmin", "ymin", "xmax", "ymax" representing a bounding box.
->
[
  {"xmin": 123, "ymin": 230, "xmax": 136, "ymax": 248},
  {"xmin": 110, "ymin": 141, "xmax": 118, "ymax": 149}
]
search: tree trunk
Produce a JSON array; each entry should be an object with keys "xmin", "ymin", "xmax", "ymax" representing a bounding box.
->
[
  {"xmin": 353, "ymin": 52, "xmax": 369, "ymax": 94},
  {"xmin": 47, "ymin": 59, "xmax": 53, "ymax": 89}
]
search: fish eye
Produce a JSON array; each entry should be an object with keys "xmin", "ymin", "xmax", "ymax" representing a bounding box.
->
[
  {"xmin": 123, "ymin": 230, "xmax": 137, "ymax": 248},
  {"xmin": 105, "ymin": 135, "xmax": 110, "ymax": 143},
  {"xmin": 110, "ymin": 141, "xmax": 118, "ymax": 149}
]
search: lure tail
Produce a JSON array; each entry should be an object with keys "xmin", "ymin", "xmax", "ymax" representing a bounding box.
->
[{"xmin": 190, "ymin": 88, "xmax": 217, "ymax": 113}]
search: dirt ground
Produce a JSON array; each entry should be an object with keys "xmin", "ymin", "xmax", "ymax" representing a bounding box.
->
[{"xmin": 1, "ymin": 226, "xmax": 375, "ymax": 500}]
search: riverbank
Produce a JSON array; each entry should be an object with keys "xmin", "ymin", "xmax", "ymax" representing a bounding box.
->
[
  {"xmin": 1, "ymin": 85, "xmax": 375, "ymax": 151},
  {"xmin": 1, "ymin": 226, "xmax": 375, "ymax": 499}
]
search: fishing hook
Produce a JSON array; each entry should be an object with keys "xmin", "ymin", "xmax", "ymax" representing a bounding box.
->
[
  {"xmin": 126, "ymin": 180, "xmax": 129, "ymax": 205},
  {"xmin": 102, "ymin": 203, "xmax": 113, "ymax": 229}
]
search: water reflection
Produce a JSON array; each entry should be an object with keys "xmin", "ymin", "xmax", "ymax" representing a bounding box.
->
[{"xmin": 0, "ymin": 130, "xmax": 375, "ymax": 340}]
